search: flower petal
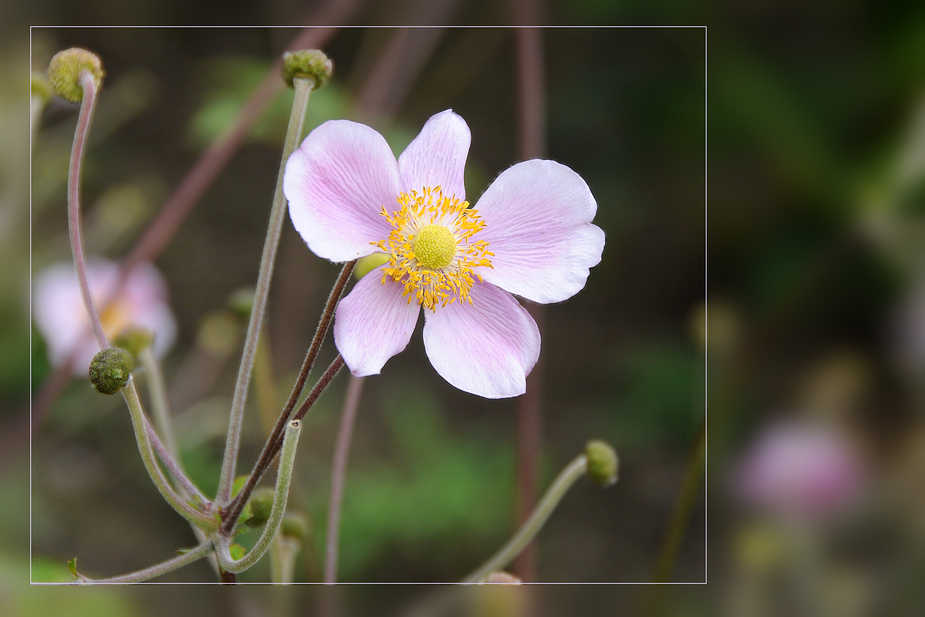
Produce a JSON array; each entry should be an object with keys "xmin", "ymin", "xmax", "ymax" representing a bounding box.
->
[
  {"xmin": 284, "ymin": 120, "xmax": 401, "ymax": 262},
  {"xmin": 423, "ymin": 282, "xmax": 540, "ymax": 398},
  {"xmin": 398, "ymin": 110, "xmax": 470, "ymax": 201},
  {"xmin": 474, "ymin": 159, "xmax": 605, "ymax": 304},
  {"xmin": 334, "ymin": 268, "xmax": 421, "ymax": 376}
]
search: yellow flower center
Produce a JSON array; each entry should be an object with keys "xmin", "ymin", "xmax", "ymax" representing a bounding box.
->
[
  {"xmin": 413, "ymin": 224, "xmax": 456, "ymax": 269},
  {"xmin": 373, "ymin": 186, "xmax": 494, "ymax": 311}
]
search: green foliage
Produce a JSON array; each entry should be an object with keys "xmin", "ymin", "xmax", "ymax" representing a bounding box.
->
[
  {"xmin": 610, "ymin": 343, "xmax": 700, "ymax": 446},
  {"xmin": 332, "ymin": 389, "xmax": 514, "ymax": 579},
  {"xmin": 186, "ymin": 56, "xmax": 350, "ymax": 148}
]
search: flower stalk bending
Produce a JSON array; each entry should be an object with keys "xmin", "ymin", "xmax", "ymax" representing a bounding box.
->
[{"xmin": 217, "ymin": 420, "xmax": 302, "ymax": 573}]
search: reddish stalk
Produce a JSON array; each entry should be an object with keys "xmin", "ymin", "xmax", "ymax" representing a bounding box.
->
[
  {"xmin": 511, "ymin": 17, "xmax": 547, "ymax": 583},
  {"xmin": 324, "ymin": 375, "xmax": 365, "ymax": 584}
]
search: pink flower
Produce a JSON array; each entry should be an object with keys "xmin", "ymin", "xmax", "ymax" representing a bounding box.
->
[
  {"xmin": 34, "ymin": 259, "xmax": 177, "ymax": 375},
  {"xmin": 284, "ymin": 110, "xmax": 604, "ymax": 398},
  {"xmin": 735, "ymin": 421, "xmax": 864, "ymax": 521}
]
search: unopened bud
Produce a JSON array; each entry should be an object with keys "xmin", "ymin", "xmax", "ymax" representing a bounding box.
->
[
  {"xmin": 281, "ymin": 50, "xmax": 333, "ymax": 89},
  {"xmin": 281, "ymin": 513, "xmax": 309, "ymax": 540},
  {"xmin": 227, "ymin": 287, "xmax": 255, "ymax": 322},
  {"xmin": 244, "ymin": 487, "xmax": 275, "ymax": 528},
  {"xmin": 47, "ymin": 48, "xmax": 104, "ymax": 103},
  {"xmin": 585, "ymin": 440, "xmax": 618, "ymax": 487},
  {"xmin": 355, "ymin": 253, "xmax": 390, "ymax": 280},
  {"xmin": 112, "ymin": 326, "xmax": 154, "ymax": 362},
  {"xmin": 89, "ymin": 347, "xmax": 132, "ymax": 395},
  {"xmin": 32, "ymin": 71, "xmax": 52, "ymax": 105}
]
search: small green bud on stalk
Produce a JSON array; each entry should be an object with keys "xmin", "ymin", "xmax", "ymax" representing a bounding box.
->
[
  {"xmin": 244, "ymin": 487, "xmax": 275, "ymax": 528},
  {"xmin": 585, "ymin": 440, "xmax": 619, "ymax": 487},
  {"xmin": 281, "ymin": 513, "xmax": 309, "ymax": 540},
  {"xmin": 47, "ymin": 48, "xmax": 104, "ymax": 103},
  {"xmin": 88, "ymin": 347, "xmax": 132, "ymax": 395},
  {"xmin": 354, "ymin": 252, "xmax": 390, "ymax": 280},
  {"xmin": 112, "ymin": 327, "xmax": 154, "ymax": 362},
  {"xmin": 281, "ymin": 50, "xmax": 333, "ymax": 89}
]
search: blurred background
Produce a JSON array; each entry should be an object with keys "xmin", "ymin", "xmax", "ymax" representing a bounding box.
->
[{"xmin": 0, "ymin": 0, "xmax": 919, "ymax": 613}]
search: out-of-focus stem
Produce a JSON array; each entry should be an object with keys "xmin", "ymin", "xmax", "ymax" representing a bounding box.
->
[
  {"xmin": 139, "ymin": 347, "xmax": 180, "ymax": 467},
  {"xmin": 67, "ymin": 70, "xmax": 108, "ymax": 350},
  {"xmin": 217, "ymin": 420, "xmax": 302, "ymax": 573},
  {"xmin": 512, "ymin": 20, "xmax": 547, "ymax": 582},
  {"xmin": 216, "ymin": 77, "xmax": 315, "ymax": 505},
  {"xmin": 324, "ymin": 375, "xmax": 365, "ymax": 584},
  {"xmin": 462, "ymin": 454, "xmax": 588, "ymax": 584}
]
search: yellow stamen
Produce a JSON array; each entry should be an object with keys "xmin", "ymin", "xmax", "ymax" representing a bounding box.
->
[{"xmin": 373, "ymin": 186, "xmax": 494, "ymax": 311}]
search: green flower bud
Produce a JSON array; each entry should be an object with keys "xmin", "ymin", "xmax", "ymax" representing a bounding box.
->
[
  {"xmin": 112, "ymin": 326, "xmax": 154, "ymax": 362},
  {"xmin": 244, "ymin": 487, "xmax": 275, "ymax": 528},
  {"xmin": 88, "ymin": 347, "xmax": 132, "ymax": 395},
  {"xmin": 585, "ymin": 439, "xmax": 618, "ymax": 487},
  {"xmin": 47, "ymin": 47, "xmax": 104, "ymax": 103},
  {"xmin": 354, "ymin": 252, "xmax": 390, "ymax": 280},
  {"xmin": 281, "ymin": 513, "xmax": 309, "ymax": 540},
  {"xmin": 197, "ymin": 311, "xmax": 242, "ymax": 356},
  {"xmin": 281, "ymin": 49, "xmax": 333, "ymax": 89},
  {"xmin": 227, "ymin": 287, "xmax": 255, "ymax": 322},
  {"xmin": 32, "ymin": 71, "xmax": 52, "ymax": 105}
]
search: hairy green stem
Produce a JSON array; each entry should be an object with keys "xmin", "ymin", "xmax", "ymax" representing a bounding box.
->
[
  {"xmin": 217, "ymin": 420, "xmax": 302, "ymax": 573},
  {"xmin": 75, "ymin": 541, "xmax": 214, "ymax": 584},
  {"xmin": 217, "ymin": 77, "xmax": 316, "ymax": 505},
  {"xmin": 462, "ymin": 454, "xmax": 589, "ymax": 583},
  {"xmin": 122, "ymin": 379, "xmax": 215, "ymax": 530}
]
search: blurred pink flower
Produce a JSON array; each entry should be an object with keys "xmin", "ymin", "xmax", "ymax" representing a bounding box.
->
[
  {"xmin": 34, "ymin": 259, "xmax": 177, "ymax": 375},
  {"xmin": 284, "ymin": 110, "xmax": 604, "ymax": 398},
  {"xmin": 735, "ymin": 422, "xmax": 864, "ymax": 521}
]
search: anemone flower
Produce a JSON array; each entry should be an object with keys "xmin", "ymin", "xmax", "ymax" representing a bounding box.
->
[
  {"xmin": 34, "ymin": 259, "xmax": 177, "ymax": 375},
  {"xmin": 284, "ymin": 110, "xmax": 604, "ymax": 398},
  {"xmin": 735, "ymin": 421, "xmax": 864, "ymax": 521}
]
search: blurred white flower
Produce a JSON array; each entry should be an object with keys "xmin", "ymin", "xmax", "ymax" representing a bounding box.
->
[
  {"xmin": 33, "ymin": 259, "xmax": 177, "ymax": 375},
  {"xmin": 735, "ymin": 421, "xmax": 864, "ymax": 521}
]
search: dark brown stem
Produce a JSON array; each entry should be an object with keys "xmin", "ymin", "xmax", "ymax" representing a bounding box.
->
[
  {"xmin": 219, "ymin": 569, "xmax": 237, "ymax": 584},
  {"xmin": 220, "ymin": 354, "xmax": 346, "ymax": 535},
  {"xmin": 220, "ymin": 261, "xmax": 353, "ymax": 514}
]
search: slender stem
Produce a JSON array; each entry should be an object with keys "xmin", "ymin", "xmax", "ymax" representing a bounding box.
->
[
  {"xmin": 145, "ymin": 414, "xmax": 209, "ymax": 506},
  {"xmin": 512, "ymin": 21, "xmax": 546, "ymax": 582},
  {"xmin": 270, "ymin": 534, "xmax": 301, "ymax": 584},
  {"xmin": 461, "ymin": 454, "xmax": 588, "ymax": 584},
  {"xmin": 651, "ymin": 418, "xmax": 706, "ymax": 582},
  {"xmin": 221, "ymin": 354, "xmax": 345, "ymax": 535},
  {"xmin": 216, "ymin": 77, "xmax": 316, "ymax": 505},
  {"xmin": 67, "ymin": 70, "xmax": 108, "ymax": 350},
  {"xmin": 74, "ymin": 542, "xmax": 214, "ymax": 584},
  {"xmin": 217, "ymin": 420, "xmax": 302, "ymax": 573},
  {"xmin": 222, "ymin": 259, "xmax": 355, "ymax": 528},
  {"xmin": 324, "ymin": 375, "xmax": 365, "ymax": 584},
  {"xmin": 139, "ymin": 347, "xmax": 180, "ymax": 468},
  {"xmin": 122, "ymin": 378, "xmax": 216, "ymax": 530}
]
